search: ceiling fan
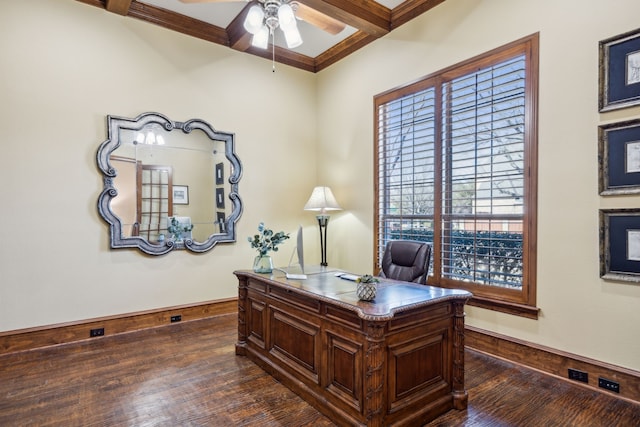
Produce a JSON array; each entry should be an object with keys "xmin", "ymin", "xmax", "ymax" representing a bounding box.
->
[{"xmin": 179, "ymin": 0, "xmax": 347, "ymax": 50}]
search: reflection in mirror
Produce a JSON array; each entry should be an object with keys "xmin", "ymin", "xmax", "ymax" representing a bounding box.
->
[{"xmin": 97, "ymin": 112, "xmax": 242, "ymax": 255}]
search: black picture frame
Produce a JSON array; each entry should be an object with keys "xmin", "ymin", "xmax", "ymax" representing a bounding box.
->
[
  {"xmin": 599, "ymin": 119, "xmax": 640, "ymax": 195},
  {"xmin": 217, "ymin": 211, "xmax": 226, "ymax": 233},
  {"xmin": 599, "ymin": 27, "xmax": 640, "ymax": 112},
  {"xmin": 216, "ymin": 187, "xmax": 225, "ymax": 209},
  {"xmin": 215, "ymin": 162, "xmax": 224, "ymax": 185},
  {"xmin": 600, "ymin": 208, "xmax": 640, "ymax": 283}
]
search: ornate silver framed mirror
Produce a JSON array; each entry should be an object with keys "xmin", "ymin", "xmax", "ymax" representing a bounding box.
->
[{"xmin": 97, "ymin": 112, "xmax": 243, "ymax": 255}]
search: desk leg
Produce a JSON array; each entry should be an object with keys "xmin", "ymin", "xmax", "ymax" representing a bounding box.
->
[
  {"xmin": 452, "ymin": 300, "xmax": 468, "ymax": 409},
  {"xmin": 364, "ymin": 321, "xmax": 386, "ymax": 426},
  {"xmin": 235, "ymin": 277, "xmax": 248, "ymax": 356}
]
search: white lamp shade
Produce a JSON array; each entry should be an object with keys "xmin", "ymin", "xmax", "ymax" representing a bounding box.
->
[
  {"xmin": 278, "ymin": 3, "xmax": 296, "ymax": 30},
  {"xmin": 251, "ymin": 25, "xmax": 269, "ymax": 49},
  {"xmin": 243, "ymin": 5, "xmax": 265, "ymax": 35},
  {"xmin": 304, "ymin": 186, "xmax": 342, "ymax": 213},
  {"xmin": 283, "ymin": 26, "xmax": 302, "ymax": 49},
  {"xmin": 145, "ymin": 131, "xmax": 155, "ymax": 145}
]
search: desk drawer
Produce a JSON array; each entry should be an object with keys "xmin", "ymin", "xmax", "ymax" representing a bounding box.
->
[
  {"xmin": 247, "ymin": 278, "xmax": 267, "ymax": 293},
  {"xmin": 325, "ymin": 305, "xmax": 362, "ymax": 330},
  {"xmin": 269, "ymin": 285, "xmax": 321, "ymax": 313},
  {"xmin": 389, "ymin": 303, "xmax": 452, "ymax": 331}
]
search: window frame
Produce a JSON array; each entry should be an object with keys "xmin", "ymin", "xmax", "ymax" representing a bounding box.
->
[{"xmin": 374, "ymin": 34, "xmax": 539, "ymax": 318}]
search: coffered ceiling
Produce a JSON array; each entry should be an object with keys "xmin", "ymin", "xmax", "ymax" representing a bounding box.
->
[{"xmin": 77, "ymin": 0, "xmax": 447, "ymax": 72}]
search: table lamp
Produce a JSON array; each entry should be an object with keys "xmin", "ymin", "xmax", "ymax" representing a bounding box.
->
[{"xmin": 303, "ymin": 186, "xmax": 342, "ymax": 266}]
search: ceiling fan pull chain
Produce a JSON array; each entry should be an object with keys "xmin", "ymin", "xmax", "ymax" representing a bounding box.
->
[{"xmin": 272, "ymin": 32, "xmax": 276, "ymax": 72}]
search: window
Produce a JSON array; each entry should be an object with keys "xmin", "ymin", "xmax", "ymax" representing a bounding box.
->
[
  {"xmin": 138, "ymin": 164, "xmax": 173, "ymax": 242},
  {"xmin": 375, "ymin": 34, "xmax": 538, "ymax": 318}
]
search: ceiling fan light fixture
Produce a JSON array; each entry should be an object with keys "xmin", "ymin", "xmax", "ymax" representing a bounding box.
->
[
  {"xmin": 277, "ymin": 3, "xmax": 296, "ymax": 31},
  {"xmin": 283, "ymin": 26, "xmax": 302, "ymax": 49},
  {"xmin": 243, "ymin": 5, "xmax": 265, "ymax": 35},
  {"xmin": 252, "ymin": 25, "xmax": 270, "ymax": 49},
  {"xmin": 243, "ymin": 0, "xmax": 303, "ymax": 51}
]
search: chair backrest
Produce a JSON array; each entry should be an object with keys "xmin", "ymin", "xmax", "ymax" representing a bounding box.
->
[{"xmin": 379, "ymin": 240, "xmax": 432, "ymax": 284}]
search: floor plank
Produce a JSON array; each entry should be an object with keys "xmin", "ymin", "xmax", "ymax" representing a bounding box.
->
[{"xmin": 0, "ymin": 314, "xmax": 637, "ymax": 426}]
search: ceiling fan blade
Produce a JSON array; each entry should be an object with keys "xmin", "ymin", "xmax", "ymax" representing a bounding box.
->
[
  {"xmin": 293, "ymin": 2, "xmax": 346, "ymax": 35},
  {"xmin": 179, "ymin": 0, "xmax": 242, "ymax": 4}
]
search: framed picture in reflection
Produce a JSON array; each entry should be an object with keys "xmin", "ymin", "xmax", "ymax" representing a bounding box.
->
[
  {"xmin": 216, "ymin": 187, "xmax": 225, "ymax": 209},
  {"xmin": 173, "ymin": 185, "xmax": 189, "ymax": 205},
  {"xmin": 215, "ymin": 162, "xmax": 224, "ymax": 185},
  {"xmin": 217, "ymin": 211, "xmax": 226, "ymax": 233}
]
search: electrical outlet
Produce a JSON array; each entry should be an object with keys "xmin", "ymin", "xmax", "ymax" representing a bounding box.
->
[
  {"xmin": 170, "ymin": 315, "xmax": 182, "ymax": 323},
  {"xmin": 568, "ymin": 368, "xmax": 588, "ymax": 383},
  {"xmin": 90, "ymin": 328, "xmax": 104, "ymax": 337},
  {"xmin": 598, "ymin": 377, "xmax": 620, "ymax": 393}
]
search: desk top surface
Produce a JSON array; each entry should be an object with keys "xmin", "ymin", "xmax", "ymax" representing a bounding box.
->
[{"xmin": 235, "ymin": 267, "xmax": 472, "ymax": 320}]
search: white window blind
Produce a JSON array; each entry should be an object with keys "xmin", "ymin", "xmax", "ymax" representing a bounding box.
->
[
  {"xmin": 441, "ymin": 55, "xmax": 525, "ymax": 288},
  {"xmin": 377, "ymin": 53, "xmax": 529, "ymax": 291},
  {"xmin": 377, "ymin": 87, "xmax": 436, "ymax": 264}
]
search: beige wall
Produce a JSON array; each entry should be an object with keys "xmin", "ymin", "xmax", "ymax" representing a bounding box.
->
[
  {"xmin": 317, "ymin": 0, "xmax": 640, "ymax": 370},
  {"xmin": 2, "ymin": 0, "xmax": 639, "ymax": 372},
  {"xmin": 0, "ymin": 1, "xmax": 318, "ymax": 330}
]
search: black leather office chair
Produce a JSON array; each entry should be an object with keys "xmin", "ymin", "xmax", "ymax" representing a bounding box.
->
[{"xmin": 378, "ymin": 240, "xmax": 432, "ymax": 285}]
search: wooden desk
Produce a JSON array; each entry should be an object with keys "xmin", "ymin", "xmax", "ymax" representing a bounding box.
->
[{"xmin": 234, "ymin": 269, "xmax": 472, "ymax": 427}]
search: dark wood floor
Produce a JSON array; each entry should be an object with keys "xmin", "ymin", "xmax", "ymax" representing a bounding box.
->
[{"xmin": 0, "ymin": 314, "xmax": 638, "ymax": 426}]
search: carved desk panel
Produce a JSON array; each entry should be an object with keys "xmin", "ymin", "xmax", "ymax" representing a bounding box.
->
[{"xmin": 234, "ymin": 269, "xmax": 471, "ymax": 427}]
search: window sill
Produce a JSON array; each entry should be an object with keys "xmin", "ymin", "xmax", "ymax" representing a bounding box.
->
[{"xmin": 467, "ymin": 295, "xmax": 539, "ymax": 319}]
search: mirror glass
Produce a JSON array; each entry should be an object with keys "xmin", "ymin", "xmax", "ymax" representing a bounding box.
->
[{"xmin": 97, "ymin": 112, "xmax": 243, "ymax": 255}]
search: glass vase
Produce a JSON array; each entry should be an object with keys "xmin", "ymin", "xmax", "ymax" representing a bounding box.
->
[{"xmin": 253, "ymin": 255, "xmax": 274, "ymax": 274}]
